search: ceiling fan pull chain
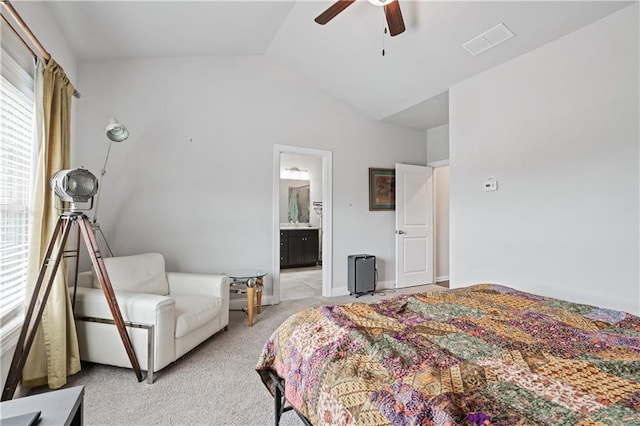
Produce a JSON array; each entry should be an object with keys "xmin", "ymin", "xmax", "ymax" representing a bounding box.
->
[{"xmin": 382, "ymin": 23, "xmax": 388, "ymax": 56}]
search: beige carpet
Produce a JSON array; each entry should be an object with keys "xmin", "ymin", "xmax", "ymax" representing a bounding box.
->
[{"xmin": 39, "ymin": 285, "xmax": 443, "ymax": 425}]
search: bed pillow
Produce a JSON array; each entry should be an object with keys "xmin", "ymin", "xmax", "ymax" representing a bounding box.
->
[{"xmin": 92, "ymin": 253, "xmax": 169, "ymax": 296}]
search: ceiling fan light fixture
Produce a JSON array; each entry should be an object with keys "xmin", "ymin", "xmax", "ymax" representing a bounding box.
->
[{"xmin": 368, "ymin": 0, "xmax": 394, "ymax": 6}]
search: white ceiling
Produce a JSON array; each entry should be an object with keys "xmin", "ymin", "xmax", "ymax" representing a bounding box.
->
[{"xmin": 39, "ymin": 0, "xmax": 633, "ymax": 131}]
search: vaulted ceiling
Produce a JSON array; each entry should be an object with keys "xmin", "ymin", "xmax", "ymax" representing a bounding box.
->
[{"xmin": 39, "ymin": 1, "xmax": 633, "ymax": 131}]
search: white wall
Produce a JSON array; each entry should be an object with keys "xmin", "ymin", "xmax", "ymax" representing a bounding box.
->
[
  {"xmin": 74, "ymin": 55, "xmax": 426, "ymax": 298},
  {"xmin": 450, "ymin": 4, "xmax": 639, "ymax": 313},
  {"xmin": 427, "ymin": 125, "xmax": 451, "ymax": 284},
  {"xmin": 434, "ymin": 166, "xmax": 450, "ymax": 282},
  {"xmin": 427, "ymin": 124, "xmax": 449, "ymax": 163}
]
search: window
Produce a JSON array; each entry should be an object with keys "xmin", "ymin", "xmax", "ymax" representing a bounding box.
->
[{"xmin": 0, "ymin": 48, "xmax": 35, "ymax": 338}]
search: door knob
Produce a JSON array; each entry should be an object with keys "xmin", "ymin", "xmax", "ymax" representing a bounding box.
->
[{"xmin": 396, "ymin": 230, "xmax": 405, "ymax": 234}]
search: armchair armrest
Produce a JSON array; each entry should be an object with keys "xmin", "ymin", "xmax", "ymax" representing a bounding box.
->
[
  {"xmin": 73, "ymin": 287, "xmax": 176, "ymax": 375},
  {"xmin": 166, "ymin": 273, "xmax": 229, "ymax": 332},
  {"xmin": 73, "ymin": 286, "xmax": 175, "ymax": 326},
  {"xmin": 166, "ymin": 273, "xmax": 230, "ymax": 298}
]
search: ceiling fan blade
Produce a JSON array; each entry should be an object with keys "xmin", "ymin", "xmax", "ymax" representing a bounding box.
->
[
  {"xmin": 314, "ymin": 0, "xmax": 356, "ymax": 25},
  {"xmin": 384, "ymin": 1, "xmax": 406, "ymax": 36}
]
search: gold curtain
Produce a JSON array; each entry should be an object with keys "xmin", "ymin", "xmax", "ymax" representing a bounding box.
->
[{"xmin": 22, "ymin": 58, "xmax": 81, "ymax": 389}]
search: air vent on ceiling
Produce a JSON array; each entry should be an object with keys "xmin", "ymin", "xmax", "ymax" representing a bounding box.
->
[{"xmin": 463, "ymin": 23, "xmax": 514, "ymax": 56}]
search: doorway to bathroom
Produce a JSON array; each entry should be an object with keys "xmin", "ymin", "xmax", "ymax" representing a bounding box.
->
[{"xmin": 272, "ymin": 145, "xmax": 332, "ymax": 303}]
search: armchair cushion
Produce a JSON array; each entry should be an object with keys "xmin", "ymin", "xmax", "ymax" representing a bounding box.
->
[{"xmin": 93, "ymin": 253, "xmax": 169, "ymax": 295}]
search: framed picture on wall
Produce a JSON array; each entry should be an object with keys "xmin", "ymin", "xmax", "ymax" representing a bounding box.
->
[{"xmin": 369, "ymin": 167, "xmax": 395, "ymax": 211}]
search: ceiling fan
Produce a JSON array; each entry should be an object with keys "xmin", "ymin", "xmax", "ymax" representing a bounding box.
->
[{"xmin": 314, "ymin": 0, "xmax": 406, "ymax": 37}]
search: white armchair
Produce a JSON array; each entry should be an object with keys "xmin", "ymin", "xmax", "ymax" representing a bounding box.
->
[{"xmin": 73, "ymin": 253, "xmax": 229, "ymax": 383}]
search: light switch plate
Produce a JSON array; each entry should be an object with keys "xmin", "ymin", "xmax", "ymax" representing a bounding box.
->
[{"xmin": 484, "ymin": 180, "xmax": 498, "ymax": 191}]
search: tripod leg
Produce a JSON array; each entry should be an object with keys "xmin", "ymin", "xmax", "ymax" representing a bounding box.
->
[
  {"xmin": 2, "ymin": 216, "xmax": 74, "ymax": 401},
  {"xmin": 71, "ymin": 224, "xmax": 81, "ymax": 310},
  {"xmin": 78, "ymin": 217, "xmax": 143, "ymax": 382}
]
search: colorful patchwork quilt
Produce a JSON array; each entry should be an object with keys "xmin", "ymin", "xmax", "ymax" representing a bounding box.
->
[{"xmin": 256, "ymin": 284, "xmax": 640, "ymax": 425}]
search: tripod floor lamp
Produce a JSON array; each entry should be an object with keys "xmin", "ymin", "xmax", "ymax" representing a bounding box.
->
[
  {"xmin": 1, "ymin": 168, "xmax": 142, "ymax": 401},
  {"xmin": 90, "ymin": 117, "xmax": 129, "ymax": 257}
]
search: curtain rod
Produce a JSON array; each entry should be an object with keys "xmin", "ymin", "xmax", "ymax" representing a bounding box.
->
[{"xmin": 1, "ymin": 0, "xmax": 81, "ymax": 98}]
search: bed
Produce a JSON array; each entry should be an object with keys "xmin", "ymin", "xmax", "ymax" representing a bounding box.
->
[{"xmin": 256, "ymin": 284, "xmax": 640, "ymax": 425}]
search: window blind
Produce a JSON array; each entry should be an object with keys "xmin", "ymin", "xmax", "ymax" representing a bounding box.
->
[{"xmin": 0, "ymin": 49, "xmax": 35, "ymax": 326}]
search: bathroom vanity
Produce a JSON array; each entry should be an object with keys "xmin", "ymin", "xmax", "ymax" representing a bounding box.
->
[{"xmin": 280, "ymin": 227, "xmax": 319, "ymax": 268}]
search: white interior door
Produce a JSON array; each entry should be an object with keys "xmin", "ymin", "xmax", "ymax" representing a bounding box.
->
[{"xmin": 395, "ymin": 163, "xmax": 434, "ymax": 288}]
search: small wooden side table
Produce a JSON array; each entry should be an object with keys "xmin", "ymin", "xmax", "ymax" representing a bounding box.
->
[{"xmin": 225, "ymin": 269, "xmax": 267, "ymax": 326}]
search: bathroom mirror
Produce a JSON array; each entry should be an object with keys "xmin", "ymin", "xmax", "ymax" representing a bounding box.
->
[{"xmin": 280, "ymin": 179, "xmax": 310, "ymax": 224}]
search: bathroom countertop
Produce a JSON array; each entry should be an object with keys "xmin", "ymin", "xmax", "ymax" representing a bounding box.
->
[{"xmin": 280, "ymin": 225, "xmax": 320, "ymax": 230}]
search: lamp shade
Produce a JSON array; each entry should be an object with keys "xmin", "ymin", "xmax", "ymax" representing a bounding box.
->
[{"xmin": 105, "ymin": 118, "xmax": 129, "ymax": 142}]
